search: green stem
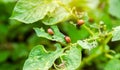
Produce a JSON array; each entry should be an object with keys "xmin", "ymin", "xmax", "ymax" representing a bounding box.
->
[
  {"xmin": 105, "ymin": 53, "xmax": 114, "ymax": 59},
  {"xmin": 54, "ymin": 63, "xmax": 59, "ymax": 70},
  {"xmin": 104, "ymin": 32, "xmax": 112, "ymax": 44},
  {"xmin": 82, "ymin": 25, "xmax": 94, "ymax": 36}
]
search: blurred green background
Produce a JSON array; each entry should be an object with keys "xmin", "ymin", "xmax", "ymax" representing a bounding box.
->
[{"xmin": 0, "ymin": 0, "xmax": 120, "ymax": 70}]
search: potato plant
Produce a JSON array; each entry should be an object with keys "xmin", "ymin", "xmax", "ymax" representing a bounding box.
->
[{"xmin": 10, "ymin": 0, "xmax": 120, "ymax": 70}]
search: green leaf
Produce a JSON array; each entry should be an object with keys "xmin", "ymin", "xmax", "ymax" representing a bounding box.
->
[
  {"xmin": 60, "ymin": 45, "xmax": 81, "ymax": 70},
  {"xmin": 34, "ymin": 25, "xmax": 66, "ymax": 45},
  {"xmin": 0, "ymin": 51, "xmax": 9, "ymax": 62},
  {"xmin": 104, "ymin": 58, "xmax": 120, "ymax": 70},
  {"xmin": 42, "ymin": 6, "xmax": 70, "ymax": 25},
  {"xmin": 11, "ymin": 0, "xmax": 58, "ymax": 23},
  {"xmin": 77, "ymin": 40, "xmax": 98, "ymax": 50},
  {"xmin": 51, "ymin": 26, "xmax": 66, "ymax": 44},
  {"xmin": 112, "ymin": 26, "xmax": 120, "ymax": 41},
  {"xmin": 34, "ymin": 27, "xmax": 52, "ymax": 40},
  {"xmin": 23, "ymin": 44, "xmax": 63, "ymax": 70},
  {"xmin": 109, "ymin": 0, "xmax": 120, "ymax": 19}
]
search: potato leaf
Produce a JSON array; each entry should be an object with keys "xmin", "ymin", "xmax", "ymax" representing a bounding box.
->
[
  {"xmin": 104, "ymin": 58, "xmax": 120, "ymax": 70},
  {"xmin": 23, "ymin": 44, "xmax": 63, "ymax": 70},
  {"xmin": 34, "ymin": 25, "xmax": 66, "ymax": 45},
  {"xmin": 112, "ymin": 26, "xmax": 120, "ymax": 41},
  {"xmin": 11, "ymin": 0, "xmax": 58, "ymax": 23},
  {"xmin": 77, "ymin": 40, "xmax": 98, "ymax": 50},
  {"xmin": 42, "ymin": 7, "xmax": 70, "ymax": 25},
  {"xmin": 109, "ymin": 0, "xmax": 120, "ymax": 19},
  {"xmin": 60, "ymin": 45, "xmax": 81, "ymax": 70}
]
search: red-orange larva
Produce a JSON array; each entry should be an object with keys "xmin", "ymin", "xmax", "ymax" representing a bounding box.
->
[
  {"xmin": 64, "ymin": 36, "xmax": 71, "ymax": 43},
  {"xmin": 77, "ymin": 19, "xmax": 84, "ymax": 26},
  {"xmin": 47, "ymin": 28, "xmax": 54, "ymax": 35}
]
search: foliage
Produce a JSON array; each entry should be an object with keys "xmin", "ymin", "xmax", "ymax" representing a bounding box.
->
[{"xmin": 0, "ymin": 0, "xmax": 120, "ymax": 70}]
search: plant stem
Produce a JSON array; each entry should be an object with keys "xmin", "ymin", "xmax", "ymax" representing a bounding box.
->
[
  {"xmin": 104, "ymin": 32, "xmax": 112, "ymax": 44},
  {"xmin": 82, "ymin": 25, "xmax": 94, "ymax": 36},
  {"xmin": 105, "ymin": 53, "xmax": 114, "ymax": 59}
]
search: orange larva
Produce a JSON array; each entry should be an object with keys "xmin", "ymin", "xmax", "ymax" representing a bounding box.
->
[
  {"xmin": 64, "ymin": 36, "xmax": 71, "ymax": 43},
  {"xmin": 76, "ymin": 19, "xmax": 84, "ymax": 28},
  {"xmin": 77, "ymin": 19, "xmax": 84, "ymax": 26},
  {"xmin": 47, "ymin": 28, "xmax": 54, "ymax": 35}
]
